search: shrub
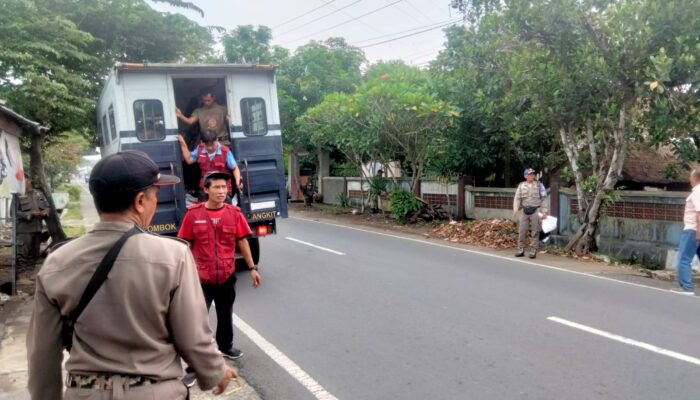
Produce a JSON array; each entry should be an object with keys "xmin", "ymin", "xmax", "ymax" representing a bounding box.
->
[
  {"xmin": 335, "ymin": 192, "xmax": 351, "ymax": 208},
  {"xmin": 65, "ymin": 185, "xmax": 81, "ymax": 202},
  {"xmin": 389, "ymin": 187, "xmax": 421, "ymax": 223}
]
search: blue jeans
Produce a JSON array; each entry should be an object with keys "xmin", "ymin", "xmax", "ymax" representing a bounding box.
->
[{"xmin": 676, "ymin": 229, "xmax": 698, "ymax": 291}]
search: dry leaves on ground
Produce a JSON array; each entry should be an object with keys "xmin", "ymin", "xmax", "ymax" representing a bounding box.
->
[{"xmin": 430, "ymin": 219, "xmax": 519, "ymax": 249}]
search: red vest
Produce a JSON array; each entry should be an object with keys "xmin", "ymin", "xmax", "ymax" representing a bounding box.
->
[
  {"xmin": 197, "ymin": 143, "xmax": 233, "ymax": 192},
  {"xmin": 187, "ymin": 203, "xmax": 241, "ymax": 285}
]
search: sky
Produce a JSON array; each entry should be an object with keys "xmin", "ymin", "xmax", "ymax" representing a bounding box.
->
[{"xmin": 148, "ymin": 0, "xmax": 462, "ymax": 66}]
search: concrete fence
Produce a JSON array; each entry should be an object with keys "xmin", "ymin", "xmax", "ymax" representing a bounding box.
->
[{"xmin": 321, "ymin": 177, "xmax": 688, "ymax": 270}]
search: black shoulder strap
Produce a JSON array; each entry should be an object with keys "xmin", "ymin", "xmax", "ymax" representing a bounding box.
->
[{"xmin": 68, "ymin": 226, "xmax": 141, "ymax": 323}]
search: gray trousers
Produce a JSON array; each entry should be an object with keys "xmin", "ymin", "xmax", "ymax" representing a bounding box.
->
[
  {"xmin": 518, "ymin": 211, "xmax": 541, "ymax": 250},
  {"xmin": 64, "ymin": 378, "xmax": 187, "ymax": 400}
]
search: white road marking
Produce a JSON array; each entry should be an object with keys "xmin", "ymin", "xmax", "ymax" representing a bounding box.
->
[
  {"xmin": 233, "ymin": 314, "xmax": 339, "ymax": 400},
  {"xmin": 286, "ymin": 236, "xmax": 345, "ymax": 255},
  {"xmin": 547, "ymin": 316, "xmax": 700, "ymax": 366},
  {"xmin": 290, "ymin": 216, "xmax": 695, "ymax": 297}
]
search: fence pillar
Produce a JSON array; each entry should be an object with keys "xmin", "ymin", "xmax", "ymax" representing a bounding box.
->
[{"xmin": 457, "ymin": 176, "xmax": 466, "ymax": 220}]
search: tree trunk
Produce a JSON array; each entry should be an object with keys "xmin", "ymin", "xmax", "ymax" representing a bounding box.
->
[
  {"xmin": 29, "ymin": 129, "xmax": 66, "ymax": 243},
  {"xmin": 564, "ymin": 105, "xmax": 630, "ymax": 254}
]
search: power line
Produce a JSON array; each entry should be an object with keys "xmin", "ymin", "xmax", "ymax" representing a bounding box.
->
[
  {"xmin": 358, "ymin": 19, "xmax": 460, "ymax": 49},
  {"xmin": 272, "ymin": 0, "xmax": 338, "ymax": 29},
  {"xmin": 408, "ymin": 49, "xmax": 441, "ymax": 63},
  {"xmin": 383, "ymin": 0, "xmax": 424, "ymax": 26},
  {"xmin": 404, "ymin": 0, "xmax": 436, "ymax": 23},
  {"xmin": 276, "ymin": 0, "xmax": 363, "ymax": 36},
  {"xmin": 351, "ymin": 18, "xmax": 459, "ymax": 45},
  {"xmin": 280, "ymin": 0, "xmax": 405, "ymax": 46}
]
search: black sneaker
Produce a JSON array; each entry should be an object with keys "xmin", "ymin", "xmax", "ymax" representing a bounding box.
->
[
  {"xmin": 515, "ymin": 248, "xmax": 525, "ymax": 257},
  {"xmin": 528, "ymin": 249, "xmax": 537, "ymax": 259},
  {"xmin": 182, "ymin": 370, "xmax": 196, "ymax": 388},
  {"xmin": 221, "ymin": 347, "xmax": 243, "ymax": 360}
]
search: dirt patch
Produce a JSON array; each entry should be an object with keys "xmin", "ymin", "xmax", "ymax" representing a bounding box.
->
[{"xmin": 429, "ymin": 219, "xmax": 519, "ymax": 249}]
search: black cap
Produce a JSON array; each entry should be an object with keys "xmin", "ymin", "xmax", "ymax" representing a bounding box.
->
[
  {"xmin": 89, "ymin": 150, "xmax": 180, "ymax": 195},
  {"xmin": 203, "ymin": 171, "xmax": 231, "ymax": 181}
]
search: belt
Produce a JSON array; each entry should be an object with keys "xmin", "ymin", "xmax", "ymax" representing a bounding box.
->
[{"xmin": 66, "ymin": 373, "xmax": 158, "ymax": 390}]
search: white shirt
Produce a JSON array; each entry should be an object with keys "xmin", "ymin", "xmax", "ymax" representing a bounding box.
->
[{"xmin": 683, "ymin": 185, "xmax": 700, "ymax": 230}]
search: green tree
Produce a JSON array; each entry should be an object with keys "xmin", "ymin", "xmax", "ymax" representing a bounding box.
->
[
  {"xmin": 43, "ymin": 135, "xmax": 89, "ymax": 188},
  {"xmin": 278, "ymin": 38, "xmax": 366, "ymax": 193},
  {"xmin": 0, "ymin": 0, "xmax": 214, "ymax": 241},
  {"xmin": 431, "ymin": 25, "xmax": 561, "ymax": 187},
  {"xmin": 450, "ymin": 0, "xmax": 700, "ymax": 254},
  {"xmin": 223, "ymin": 25, "xmax": 274, "ymax": 64},
  {"xmin": 0, "ymin": 0, "xmax": 95, "ymax": 242},
  {"xmin": 354, "ymin": 63, "xmax": 459, "ymax": 192}
]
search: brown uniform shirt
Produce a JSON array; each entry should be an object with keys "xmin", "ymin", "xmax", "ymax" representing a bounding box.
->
[
  {"xmin": 513, "ymin": 181, "xmax": 549, "ymax": 213},
  {"xmin": 16, "ymin": 189, "xmax": 49, "ymax": 233},
  {"xmin": 27, "ymin": 221, "xmax": 225, "ymax": 399}
]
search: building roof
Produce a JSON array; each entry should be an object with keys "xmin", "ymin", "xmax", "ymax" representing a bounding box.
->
[
  {"xmin": 0, "ymin": 99, "xmax": 47, "ymax": 134},
  {"xmin": 621, "ymin": 145, "xmax": 699, "ymax": 184}
]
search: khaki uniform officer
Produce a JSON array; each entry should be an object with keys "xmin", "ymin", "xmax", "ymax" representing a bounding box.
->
[
  {"xmin": 513, "ymin": 168, "xmax": 548, "ymax": 259},
  {"xmin": 16, "ymin": 179, "xmax": 49, "ymax": 268},
  {"xmin": 26, "ymin": 150, "xmax": 236, "ymax": 399}
]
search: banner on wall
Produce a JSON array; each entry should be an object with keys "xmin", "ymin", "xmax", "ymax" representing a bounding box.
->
[{"xmin": 0, "ymin": 130, "xmax": 25, "ymax": 197}]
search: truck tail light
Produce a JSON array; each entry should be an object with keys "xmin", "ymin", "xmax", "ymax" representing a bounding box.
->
[{"xmin": 256, "ymin": 225, "xmax": 269, "ymax": 237}]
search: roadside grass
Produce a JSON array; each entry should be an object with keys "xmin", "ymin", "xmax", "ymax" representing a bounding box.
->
[
  {"xmin": 57, "ymin": 184, "xmax": 81, "ymax": 202},
  {"xmin": 62, "ymin": 202, "xmax": 82, "ymax": 220},
  {"xmin": 63, "ymin": 225, "xmax": 86, "ymax": 238}
]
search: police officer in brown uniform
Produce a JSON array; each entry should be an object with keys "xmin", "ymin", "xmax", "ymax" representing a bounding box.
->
[
  {"xmin": 26, "ymin": 150, "xmax": 235, "ymax": 399},
  {"xmin": 16, "ymin": 179, "xmax": 49, "ymax": 268},
  {"xmin": 513, "ymin": 167, "xmax": 548, "ymax": 259}
]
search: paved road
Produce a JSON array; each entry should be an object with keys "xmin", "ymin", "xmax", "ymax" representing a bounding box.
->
[{"xmin": 231, "ymin": 217, "xmax": 700, "ymax": 400}]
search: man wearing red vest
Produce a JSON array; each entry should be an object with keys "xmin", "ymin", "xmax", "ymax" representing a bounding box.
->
[
  {"xmin": 178, "ymin": 171, "xmax": 261, "ymax": 368},
  {"xmin": 178, "ymin": 130, "xmax": 242, "ymax": 200}
]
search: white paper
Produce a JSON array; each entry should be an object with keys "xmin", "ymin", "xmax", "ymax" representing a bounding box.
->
[{"xmin": 540, "ymin": 215, "xmax": 558, "ymax": 234}]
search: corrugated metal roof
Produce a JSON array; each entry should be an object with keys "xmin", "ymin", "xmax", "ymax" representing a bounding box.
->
[{"xmin": 0, "ymin": 100, "xmax": 47, "ymax": 133}]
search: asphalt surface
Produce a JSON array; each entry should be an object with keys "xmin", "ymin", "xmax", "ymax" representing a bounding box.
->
[{"xmin": 231, "ymin": 216, "xmax": 700, "ymax": 400}]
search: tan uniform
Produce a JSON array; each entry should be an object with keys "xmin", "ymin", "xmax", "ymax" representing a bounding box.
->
[
  {"xmin": 513, "ymin": 181, "xmax": 548, "ymax": 250},
  {"xmin": 16, "ymin": 189, "xmax": 49, "ymax": 267},
  {"xmin": 27, "ymin": 221, "xmax": 226, "ymax": 399}
]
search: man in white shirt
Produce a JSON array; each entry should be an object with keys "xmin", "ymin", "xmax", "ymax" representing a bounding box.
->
[{"xmin": 675, "ymin": 169, "xmax": 700, "ymax": 295}]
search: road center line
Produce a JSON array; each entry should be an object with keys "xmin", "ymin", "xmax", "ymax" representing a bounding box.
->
[
  {"xmin": 286, "ymin": 237, "xmax": 345, "ymax": 255},
  {"xmin": 547, "ymin": 316, "xmax": 700, "ymax": 366},
  {"xmin": 233, "ymin": 314, "xmax": 339, "ymax": 400}
]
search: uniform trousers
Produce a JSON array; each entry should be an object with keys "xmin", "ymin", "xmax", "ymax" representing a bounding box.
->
[
  {"xmin": 518, "ymin": 211, "xmax": 541, "ymax": 250},
  {"xmin": 17, "ymin": 231, "xmax": 41, "ymax": 267},
  {"xmin": 202, "ymin": 274, "xmax": 237, "ymax": 350},
  {"xmin": 64, "ymin": 377, "xmax": 187, "ymax": 399}
]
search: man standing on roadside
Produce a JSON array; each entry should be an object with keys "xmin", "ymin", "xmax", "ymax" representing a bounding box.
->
[
  {"xmin": 16, "ymin": 179, "xmax": 49, "ymax": 268},
  {"xmin": 27, "ymin": 151, "xmax": 235, "ymax": 399},
  {"xmin": 675, "ymin": 169, "xmax": 700, "ymax": 295},
  {"xmin": 513, "ymin": 167, "xmax": 548, "ymax": 259},
  {"xmin": 178, "ymin": 171, "xmax": 261, "ymax": 385}
]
